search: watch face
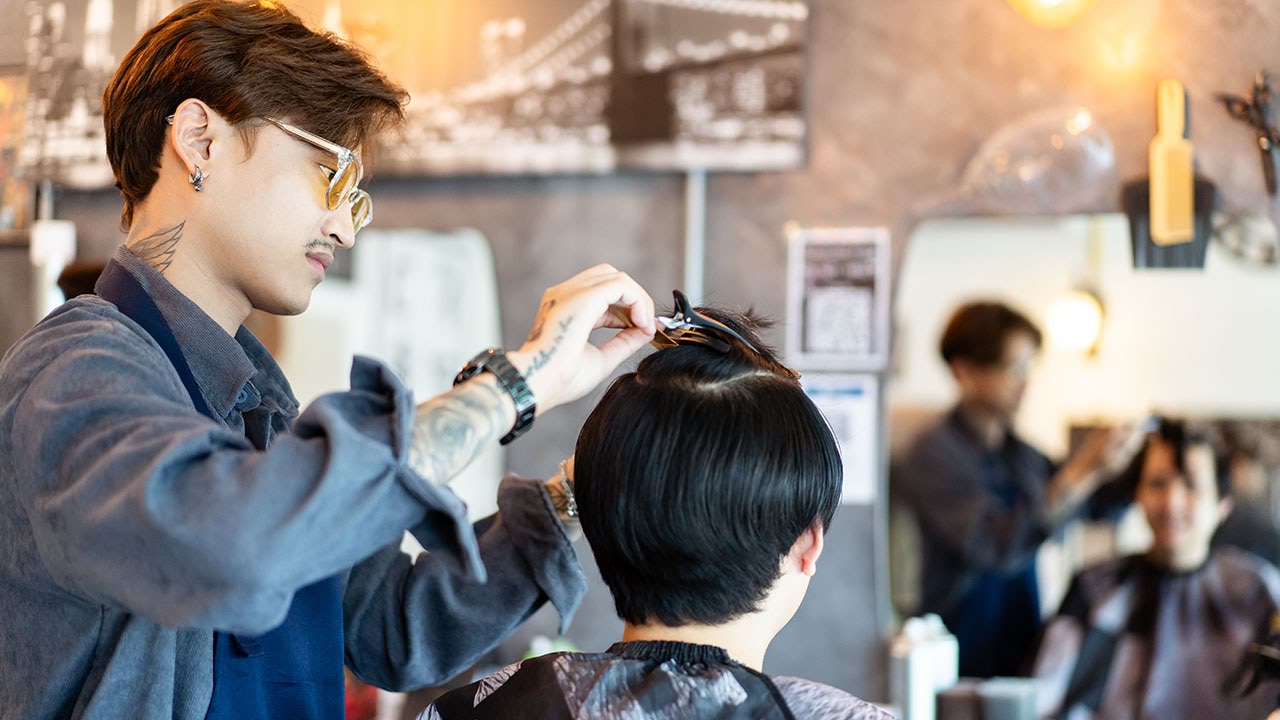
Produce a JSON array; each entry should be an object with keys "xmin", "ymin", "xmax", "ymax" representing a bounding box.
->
[{"xmin": 455, "ymin": 348, "xmax": 501, "ymax": 386}]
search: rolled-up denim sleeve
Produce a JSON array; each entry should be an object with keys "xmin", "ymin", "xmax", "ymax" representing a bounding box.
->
[
  {"xmin": 342, "ymin": 475, "xmax": 587, "ymax": 691},
  {"xmin": 2, "ymin": 307, "xmax": 477, "ymax": 635}
]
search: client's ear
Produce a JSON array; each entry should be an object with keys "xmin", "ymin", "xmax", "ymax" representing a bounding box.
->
[{"xmin": 787, "ymin": 521, "xmax": 825, "ymax": 578}]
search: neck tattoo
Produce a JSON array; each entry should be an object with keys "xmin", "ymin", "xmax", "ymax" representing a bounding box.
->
[{"xmin": 128, "ymin": 221, "xmax": 184, "ymax": 276}]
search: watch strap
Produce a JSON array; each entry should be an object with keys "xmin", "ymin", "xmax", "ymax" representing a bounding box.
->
[{"xmin": 453, "ymin": 348, "xmax": 537, "ymax": 445}]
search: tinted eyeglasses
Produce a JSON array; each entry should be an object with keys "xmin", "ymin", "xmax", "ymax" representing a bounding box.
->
[
  {"xmin": 165, "ymin": 113, "xmax": 373, "ymax": 233},
  {"xmin": 263, "ymin": 117, "xmax": 372, "ymax": 234}
]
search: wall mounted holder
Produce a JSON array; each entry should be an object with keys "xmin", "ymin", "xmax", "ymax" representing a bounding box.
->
[{"xmin": 1121, "ymin": 176, "xmax": 1218, "ymax": 269}]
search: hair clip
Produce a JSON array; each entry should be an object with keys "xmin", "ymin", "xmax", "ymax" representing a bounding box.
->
[
  {"xmin": 607, "ymin": 292, "xmax": 800, "ymax": 380},
  {"xmin": 657, "ymin": 290, "xmax": 764, "ymax": 355}
]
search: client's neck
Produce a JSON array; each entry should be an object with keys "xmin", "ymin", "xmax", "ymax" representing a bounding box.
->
[
  {"xmin": 1149, "ymin": 542, "xmax": 1211, "ymax": 572},
  {"xmin": 621, "ymin": 615, "xmax": 774, "ymax": 671}
]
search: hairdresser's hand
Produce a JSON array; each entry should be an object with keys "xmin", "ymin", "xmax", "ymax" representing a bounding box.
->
[
  {"xmin": 1072, "ymin": 423, "xmax": 1147, "ymax": 478},
  {"xmin": 508, "ymin": 265, "xmax": 655, "ymax": 413},
  {"xmin": 1047, "ymin": 423, "xmax": 1145, "ymax": 516}
]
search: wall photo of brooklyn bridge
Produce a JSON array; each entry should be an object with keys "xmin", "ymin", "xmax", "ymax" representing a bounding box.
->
[
  {"xmin": 15, "ymin": 0, "xmax": 809, "ymax": 185},
  {"xmin": 366, "ymin": 0, "xmax": 811, "ymax": 175}
]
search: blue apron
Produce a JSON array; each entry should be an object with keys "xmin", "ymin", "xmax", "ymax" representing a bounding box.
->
[{"xmin": 96, "ymin": 259, "xmax": 345, "ymax": 719}]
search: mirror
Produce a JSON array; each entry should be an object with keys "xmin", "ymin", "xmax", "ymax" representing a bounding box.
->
[{"xmin": 888, "ymin": 213, "xmax": 1280, "ymax": 616}]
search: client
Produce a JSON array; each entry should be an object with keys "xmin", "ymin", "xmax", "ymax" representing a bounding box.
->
[
  {"xmin": 1033, "ymin": 418, "xmax": 1280, "ymax": 719},
  {"xmin": 424, "ymin": 302, "xmax": 891, "ymax": 719}
]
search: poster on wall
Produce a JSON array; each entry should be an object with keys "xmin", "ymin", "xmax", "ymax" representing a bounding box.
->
[
  {"xmin": 15, "ymin": 0, "xmax": 809, "ymax": 187},
  {"xmin": 786, "ymin": 225, "xmax": 891, "ymax": 371},
  {"xmin": 802, "ymin": 374, "xmax": 878, "ymax": 505}
]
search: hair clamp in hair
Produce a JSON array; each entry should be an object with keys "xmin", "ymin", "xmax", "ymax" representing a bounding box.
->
[{"xmin": 657, "ymin": 290, "xmax": 764, "ymax": 355}]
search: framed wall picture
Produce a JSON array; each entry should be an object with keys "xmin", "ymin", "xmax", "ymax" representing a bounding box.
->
[
  {"xmin": 786, "ymin": 226, "xmax": 891, "ymax": 371},
  {"xmin": 17, "ymin": 0, "xmax": 809, "ymax": 185},
  {"xmin": 320, "ymin": 0, "xmax": 810, "ymax": 175}
]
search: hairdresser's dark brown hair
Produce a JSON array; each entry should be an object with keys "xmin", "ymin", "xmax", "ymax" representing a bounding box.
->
[
  {"xmin": 103, "ymin": 0, "xmax": 407, "ymax": 228},
  {"xmin": 939, "ymin": 301, "xmax": 1042, "ymax": 367}
]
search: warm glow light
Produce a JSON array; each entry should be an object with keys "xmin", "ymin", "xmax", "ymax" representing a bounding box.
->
[
  {"xmin": 1047, "ymin": 290, "xmax": 1103, "ymax": 352},
  {"xmin": 1097, "ymin": 28, "xmax": 1145, "ymax": 71},
  {"xmin": 1065, "ymin": 108, "xmax": 1093, "ymax": 135},
  {"xmin": 1008, "ymin": 0, "xmax": 1094, "ymax": 28}
]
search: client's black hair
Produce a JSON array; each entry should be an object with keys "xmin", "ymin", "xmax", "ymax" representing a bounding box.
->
[
  {"xmin": 574, "ymin": 307, "xmax": 842, "ymax": 628},
  {"xmin": 1119, "ymin": 417, "xmax": 1231, "ymax": 500}
]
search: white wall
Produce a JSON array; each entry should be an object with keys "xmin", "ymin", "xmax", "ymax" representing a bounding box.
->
[{"xmin": 893, "ymin": 214, "xmax": 1280, "ymax": 457}]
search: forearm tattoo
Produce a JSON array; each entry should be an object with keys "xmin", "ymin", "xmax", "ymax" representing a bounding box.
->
[
  {"xmin": 127, "ymin": 221, "xmax": 184, "ymax": 275},
  {"xmin": 407, "ymin": 376, "xmax": 510, "ymax": 486}
]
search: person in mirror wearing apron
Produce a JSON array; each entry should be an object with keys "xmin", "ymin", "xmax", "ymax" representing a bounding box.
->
[{"xmin": 894, "ymin": 301, "xmax": 1141, "ymax": 679}]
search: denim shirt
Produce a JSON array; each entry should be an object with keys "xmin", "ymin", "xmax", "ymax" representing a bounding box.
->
[{"xmin": 0, "ymin": 247, "xmax": 586, "ymax": 719}]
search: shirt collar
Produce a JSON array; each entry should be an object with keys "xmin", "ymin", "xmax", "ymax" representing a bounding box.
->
[
  {"xmin": 235, "ymin": 324, "xmax": 300, "ymax": 417},
  {"xmin": 608, "ymin": 640, "xmax": 733, "ymax": 665},
  {"xmin": 107, "ymin": 246, "xmax": 297, "ymax": 420},
  {"xmin": 948, "ymin": 405, "xmax": 1017, "ymax": 453}
]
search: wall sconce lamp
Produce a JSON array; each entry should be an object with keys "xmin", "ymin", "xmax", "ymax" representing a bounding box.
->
[
  {"xmin": 1008, "ymin": 0, "xmax": 1094, "ymax": 28},
  {"xmin": 1046, "ymin": 288, "xmax": 1104, "ymax": 354}
]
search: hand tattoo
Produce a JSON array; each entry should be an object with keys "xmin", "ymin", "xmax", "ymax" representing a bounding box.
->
[
  {"xmin": 526, "ymin": 299, "xmax": 556, "ymax": 343},
  {"xmin": 407, "ymin": 377, "xmax": 509, "ymax": 486},
  {"xmin": 128, "ymin": 222, "xmax": 184, "ymax": 275},
  {"xmin": 525, "ymin": 316, "xmax": 572, "ymax": 378}
]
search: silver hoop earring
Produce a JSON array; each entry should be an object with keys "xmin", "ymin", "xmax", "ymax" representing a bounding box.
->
[{"xmin": 188, "ymin": 165, "xmax": 207, "ymax": 192}]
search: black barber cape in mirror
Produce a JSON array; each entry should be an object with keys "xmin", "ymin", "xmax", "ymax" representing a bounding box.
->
[{"xmin": 1033, "ymin": 548, "xmax": 1280, "ymax": 719}]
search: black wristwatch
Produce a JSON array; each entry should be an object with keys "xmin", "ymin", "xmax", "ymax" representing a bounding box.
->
[{"xmin": 453, "ymin": 348, "xmax": 537, "ymax": 445}]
